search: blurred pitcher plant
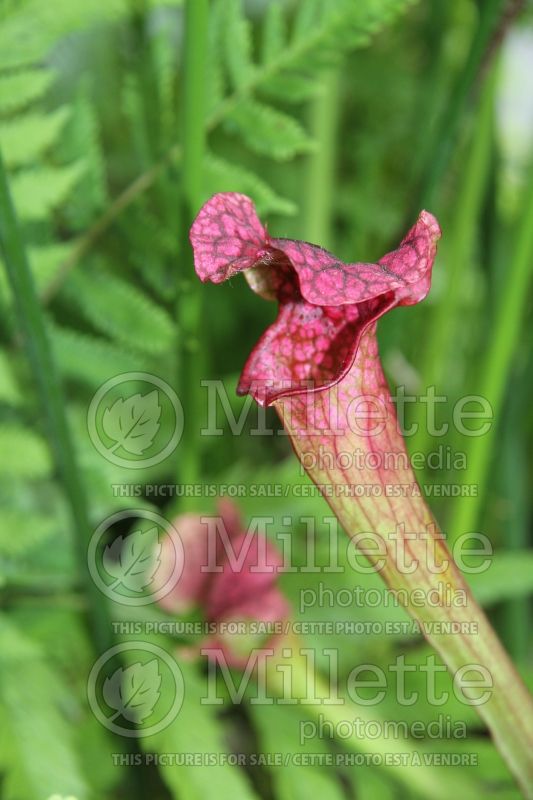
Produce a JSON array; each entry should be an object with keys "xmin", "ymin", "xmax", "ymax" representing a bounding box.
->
[
  {"xmin": 157, "ymin": 500, "xmax": 480, "ymax": 799},
  {"xmin": 156, "ymin": 499, "xmax": 290, "ymax": 666}
]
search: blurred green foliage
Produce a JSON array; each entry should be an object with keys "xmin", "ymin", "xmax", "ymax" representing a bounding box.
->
[{"xmin": 0, "ymin": 0, "xmax": 532, "ymax": 799}]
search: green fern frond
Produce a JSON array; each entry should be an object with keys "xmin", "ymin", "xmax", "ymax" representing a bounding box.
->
[
  {"xmin": 0, "ymin": 425, "xmax": 51, "ymax": 478},
  {"xmin": 0, "ymin": 107, "xmax": 71, "ymax": 168},
  {"xmin": 72, "ymin": 438, "xmax": 159, "ymax": 521},
  {"xmin": 202, "ymin": 0, "xmax": 419, "ymax": 229},
  {"xmin": 0, "ymin": 0, "xmax": 128, "ymax": 70},
  {"xmin": 117, "ymin": 204, "xmax": 177, "ymax": 302},
  {"xmin": 0, "ymin": 493, "xmax": 76, "ymax": 590},
  {"xmin": 223, "ymin": 0, "xmax": 255, "ymax": 90},
  {"xmin": 0, "ymin": 68, "xmax": 55, "ymax": 115},
  {"xmin": 0, "ymin": 616, "xmax": 89, "ymax": 800},
  {"xmin": 58, "ymin": 83, "xmax": 108, "ymax": 228},
  {"xmin": 142, "ymin": 659, "xmax": 256, "ymax": 800},
  {"xmin": 28, "ymin": 242, "xmax": 73, "ymax": 293},
  {"xmin": 225, "ymin": 99, "xmax": 315, "ymax": 160},
  {"xmin": 0, "ymin": 0, "xmax": 183, "ymax": 71},
  {"xmin": 0, "ymin": 242, "xmax": 73, "ymax": 301},
  {"xmin": 204, "ymin": 154, "xmax": 297, "ymax": 217},
  {"xmin": 63, "ymin": 268, "xmax": 176, "ymax": 355},
  {"xmin": 0, "ymin": 510, "xmax": 59, "ymax": 556},
  {"xmin": 206, "ymin": 0, "xmax": 227, "ymax": 114},
  {"xmin": 210, "ymin": 0, "xmax": 418, "ymax": 125},
  {"xmin": 259, "ymin": 3, "xmax": 323, "ymax": 101},
  {"xmin": 261, "ymin": 72, "xmax": 319, "ymax": 104},
  {"xmin": 0, "ymin": 554, "xmax": 76, "ymax": 593},
  {"xmin": 49, "ymin": 324, "xmax": 146, "ymax": 388},
  {"xmin": 121, "ymin": 73, "xmax": 151, "ymax": 168},
  {"xmin": 153, "ymin": 30, "xmax": 177, "ymax": 146},
  {"xmin": 261, "ymin": 1, "xmax": 287, "ymax": 64},
  {"xmin": 293, "ymin": 0, "xmax": 325, "ymax": 40},
  {"xmin": 10, "ymin": 161, "xmax": 86, "ymax": 222}
]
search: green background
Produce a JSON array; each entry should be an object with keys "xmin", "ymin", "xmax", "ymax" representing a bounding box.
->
[{"xmin": 0, "ymin": 0, "xmax": 532, "ymax": 798}]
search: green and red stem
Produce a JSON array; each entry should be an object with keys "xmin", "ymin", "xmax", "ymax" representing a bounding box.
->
[{"xmin": 275, "ymin": 327, "xmax": 533, "ymax": 796}]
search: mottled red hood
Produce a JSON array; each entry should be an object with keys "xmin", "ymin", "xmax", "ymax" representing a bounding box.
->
[{"xmin": 191, "ymin": 192, "xmax": 441, "ymax": 405}]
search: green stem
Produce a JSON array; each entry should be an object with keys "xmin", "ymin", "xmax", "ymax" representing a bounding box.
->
[
  {"xmin": 499, "ymin": 390, "xmax": 530, "ymax": 659},
  {"xmin": 449, "ymin": 167, "xmax": 533, "ymax": 542},
  {"xmin": 304, "ymin": 69, "xmax": 341, "ymax": 250},
  {"xmin": 410, "ymin": 1, "xmax": 453, "ymax": 182},
  {"xmin": 419, "ymin": 0, "xmax": 512, "ymax": 210},
  {"xmin": 182, "ymin": 0, "xmax": 208, "ymax": 210},
  {"xmin": 0, "ymin": 149, "xmax": 111, "ymax": 652},
  {"xmin": 409, "ymin": 67, "xmax": 496, "ymax": 459},
  {"xmin": 488, "ymin": 153, "xmax": 529, "ymax": 662},
  {"xmin": 176, "ymin": 0, "xmax": 209, "ymax": 504}
]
